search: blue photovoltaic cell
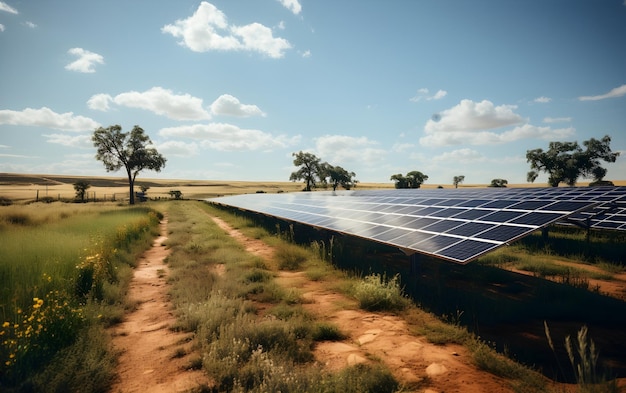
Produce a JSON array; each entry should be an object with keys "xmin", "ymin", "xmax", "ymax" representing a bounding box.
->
[
  {"xmin": 438, "ymin": 239, "xmax": 500, "ymax": 261},
  {"xmin": 208, "ymin": 186, "xmax": 626, "ymax": 264}
]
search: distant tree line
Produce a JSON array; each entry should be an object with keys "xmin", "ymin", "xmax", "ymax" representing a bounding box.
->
[
  {"xmin": 289, "ymin": 151, "xmax": 358, "ymax": 191},
  {"xmin": 386, "ymin": 135, "xmax": 618, "ymax": 189}
]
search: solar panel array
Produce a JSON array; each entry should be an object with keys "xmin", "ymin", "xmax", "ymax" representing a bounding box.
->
[{"xmin": 209, "ymin": 187, "xmax": 626, "ymax": 264}]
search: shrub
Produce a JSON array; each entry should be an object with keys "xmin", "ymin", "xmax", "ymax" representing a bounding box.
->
[
  {"xmin": 352, "ymin": 273, "xmax": 409, "ymax": 312},
  {"xmin": 275, "ymin": 243, "xmax": 309, "ymax": 270}
]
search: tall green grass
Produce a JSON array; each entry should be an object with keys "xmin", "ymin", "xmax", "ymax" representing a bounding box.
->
[{"xmin": 0, "ymin": 202, "xmax": 161, "ymax": 390}]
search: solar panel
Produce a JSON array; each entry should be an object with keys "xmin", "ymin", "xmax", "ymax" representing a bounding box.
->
[{"xmin": 207, "ymin": 187, "xmax": 626, "ymax": 264}]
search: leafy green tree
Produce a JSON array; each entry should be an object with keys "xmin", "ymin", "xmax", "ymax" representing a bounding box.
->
[
  {"xmin": 453, "ymin": 175, "xmax": 465, "ymax": 188},
  {"xmin": 92, "ymin": 125, "xmax": 166, "ymax": 204},
  {"xmin": 391, "ymin": 171, "xmax": 428, "ymax": 189},
  {"xmin": 289, "ymin": 151, "xmax": 324, "ymax": 191},
  {"xmin": 390, "ymin": 173, "xmax": 408, "ymax": 189},
  {"xmin": 73, "ymin": 180, "xmax": 90, "ymax": 202},
  {"xmin": 526, "ymin": 135, "xmax": 619, "ymax": 187},
  {"xmin": 326, "ymin": 165, "xmax": 357, "ymax": 191},
  {"xmin": 489, "ymin": 178, "xmax": 508, "ymax": 188},
  {"xmin": 406, "ymin": 171, "xmax": 429, "ymax": 188},
  {"xmin": 169, "ymin": 190, "xmax": 183, "ymax": 199}
]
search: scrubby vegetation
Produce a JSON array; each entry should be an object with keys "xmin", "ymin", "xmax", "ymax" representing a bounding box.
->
[{"xmin": 0, "ymin": 202, "xmax": 161, "ymax": 391}]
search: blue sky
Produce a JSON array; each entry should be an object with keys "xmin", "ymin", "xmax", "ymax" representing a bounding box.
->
[{"xmin": 1, "ymin": 1, "xmax": 625, "ymax": 186}]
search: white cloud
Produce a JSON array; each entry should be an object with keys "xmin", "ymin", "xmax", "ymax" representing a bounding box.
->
[
  {"xmin": 410, "ymin": 88, "xmax": 447, "ymax": 102},
  {"xmin": 65, "ymin": 48, "xmax": 104, "ymax": 73},
  {"xmin": 0, "ymin": 2, "xmax": 18, "ymax": 14},
  {"xmin": 43, "ymin": 133, "xmax": 92, "ymax": 147},
  {"xmin": 0, "ymin": 24, "xmax": 4, "ymax": 32},
  {"xmin": 210, "ymin": 94, "xmax": 265, "ymax": 117},
  {"xmin": 231, "ymin": 22, "xmax": 291, "ymax": 58},
  {"xmin": 432, "ymin": 148, "xmax": 486, "ymax": 163},
  {"xmin": 23, "ymin": 21, "xmax": 36, "ymax": 28},
  {"xmin": 578, "ymin": 84, "xmax": 626, "ymax": 101},
  {"xmin": 111, "ymin": 87, "xmax": 211, "ymax": 120},
  {"xmin": 425, "ymin": 99, "xmax": 524, "ymax": 133},
  {"xmin": 156, "ymin": 140, "xmax": 199, "ymax": 156},
  {"xmin": 420, "ymin": 123, "xmax": 575, "ymax": 147},
  {"xmin": 162, "ymin": 1, "xmax": 291, "ymax": 58},
  {"xmin": 301, "ymin": 50, "xmax": 311, "ymax": 58},
  {"xmin": 159, "ymin": 123, "xmax": 297, "ymax": 151},
  {"xmin": 534, "ymin": 96, "xmax": 551, "ymax": 103},
  {"xmin": 0, "ymin": 107, "xmax": 100, "ymax": 131},
  {"xmin": 543, "ymin": 116, "xmax": 572, "ymax": 123},
  {"xmin": 87, "ymin": 94, "xmax": 113, "ymax": 111},
  {"xmin": 314, "ymin": 135, "xmax": 387, "ymax": 165},
  {"xmin": 277, "ymin": 0, "xmax": 302, "ymax": 15},
  {"xmin": 419, "ymin": 99, "xmax": 576, "ymax": 147}
]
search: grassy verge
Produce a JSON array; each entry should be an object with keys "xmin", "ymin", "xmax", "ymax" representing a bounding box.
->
[
  {"xmin": 0, "ymin": 202, "xmax": 161, "ymax": 391},
  {"xmin": 164, "ymin": 201, "xmax": 400, "ymax": 392},
  {"xmin": 171, "ymin": 202, "xmax": 580, "ymax": 392}
]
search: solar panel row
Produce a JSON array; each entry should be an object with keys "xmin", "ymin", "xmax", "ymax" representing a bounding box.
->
[{"xmin": 208, "ymin": 187, "xmax": 626, "ymax": 264}]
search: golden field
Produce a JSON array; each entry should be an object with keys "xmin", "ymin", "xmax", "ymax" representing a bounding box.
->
[{"xmin": 0, "ymin": 172, "xmax": 624, "ymax": 203}]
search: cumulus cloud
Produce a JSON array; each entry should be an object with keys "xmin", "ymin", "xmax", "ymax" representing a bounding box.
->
[
  {"xmin": 432, "ymin": 148, "xmax": 486, "ymax": 163},
  {"xmin": 87, "ymin": 93, "xmax": 113, "ymax": 111},
  {"xmin": 419, "ymin": 99, "xmax": 574, "ymax": 147},
  {"xmin": 301, "ymin": 49, "xmax": 311, "ymax": 58},
  {"xmin": 93, "ymin": 87, "xmax": 211, "ymax": 120},
  {"xmin": 156, "ymin": 140, "xmax": 200, "ymax": 156},
  {"xmin": 65, "ymin": 48, "xmax": 104, "ymax": 73},
  {"xmin": 410, "ymin": 88, "xmax": 447, "ymax": 102},
  {"xmin": 277, "ymin": 0, "xmax": 302, "ymax": 15},
  {"xmin": 534, "ymin": 96, "xmax": 551, "ymax": 103},
  {"xmin": 0, "ymin": 24, "xmax": 4, "ymax": 32},
  {"xmin": 425, "ymin": 99, "xmax": 524, "ymax": 133},
  {"xmin": 0, "ymin": 107, "xmax": 100, "ymax": 131},
  {"xmin": 314, "ymin": 135, "xmax": 387, "ymax": 165},
  {"xmin": 43, "ymin": 133, "xmax": 92, "ymax": 147},
  {"xmin": 162, "ymin": 1, "xmax": 291, "ymax": 58},
  {"xmin": 578, "ymin": 84, "xmax": 626, "ymax": 101},
  {"xmin": 159, "ymin": 123, "xmax": 296, "ymax": 151},
  {"xmin": 210, "ymin": 94, "xmax": 265, "ymax": 117},
  {"xmin": 23, "ymin": 21, "xmax": 36, "ymax": 28},
  {"xmin": 0, "ymin": 2, "xmax": 18, "ymax": 14},
  {"xmin": 543, "ymin": 117, "xmax": 572, "ymax": 123}
]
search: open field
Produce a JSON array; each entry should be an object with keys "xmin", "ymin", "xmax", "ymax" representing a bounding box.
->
[
  {"xmin": 2, "ymin": 172, "xmax": 625, "ymax": 203},
  {"xmin": 2, "ymin": 173, "xmax": 626, "ymax": 391}
]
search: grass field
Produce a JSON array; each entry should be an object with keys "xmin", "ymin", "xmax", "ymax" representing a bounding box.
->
[
  {"xmin": 4, "ymin": 172, "xmax": 623, "ymax": 203},
  {"xmin": 1, "ymin": 173, "xmax": 625, "ymax": 391}
]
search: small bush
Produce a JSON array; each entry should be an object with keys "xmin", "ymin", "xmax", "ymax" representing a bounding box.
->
[
  {"xmin": 352, "ymin": 273, "xmax": 409, "ymax": 312},
  {"xmin": 312, "ymin": 322, "xmax": 346, "ymax": 341},
  {"xmin": 275, "ymin": 243, "xmax": 309, "ymax": 270}
]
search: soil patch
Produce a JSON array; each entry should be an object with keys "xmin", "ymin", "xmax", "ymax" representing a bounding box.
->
[
  {"xmin": 109, "ymin": 218, "xmax": 210, "ymax": 393},
  {"xmin": 209, "ymin": 216, "xmax": 519, "ymax": 392}
]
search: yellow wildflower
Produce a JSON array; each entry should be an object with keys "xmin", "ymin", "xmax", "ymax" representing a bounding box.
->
[{"xmin": 2, "ymin": 321, "xmax": 9, "ymax": 328}]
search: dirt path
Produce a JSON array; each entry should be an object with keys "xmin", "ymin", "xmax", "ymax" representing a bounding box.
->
[
  {"xmin": 109, "ymin": 218, "xmax": 210, "ymax": 393},
  {"xmin": 209, "ymin": 216, "xmax": 517, "ymax": 393}
]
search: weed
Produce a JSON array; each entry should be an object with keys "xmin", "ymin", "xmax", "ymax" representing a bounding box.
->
[
  {"xmin": 352, "ymin": 273, "xmax": 410, "ymax": 312},
  {"xmin": 312, "ymin": 322, "xmax": 346, "ymax": 341}
]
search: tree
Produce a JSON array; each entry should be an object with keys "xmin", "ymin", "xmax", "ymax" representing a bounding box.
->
[
  {"xmin": 169, "ymin": 190, "xmax": 183, "ymax": 200},
  {"xmin": 73, "ymin": 180, "xmax": 90, "ymax": 202},
  {"xmin": 406, "ymin": 171, "xmax": 428, "ymax": 188},
  {"xmin": 92, "ymin": 125, "xmax": 166, "ymax": 205},
  {"xmin": 326, "ymin": 165, "xmax": 357, "ymax": 191},
  {"xmin": 526, "ymin": 135, "xmax": 619, "ymax": 187},
  {"xmin": 453, "ymin": 175, "xmax": 465, "ymax": 188},
  {"xmin": 489, "ymin": 178, "xmax": 508, "ymax": 188},
  {"xmin": 391, "ymin": 171, "xmax": 428, "ymax": 189},
  {"xmin": 289, "ymin": 151, "xmax": 323, "ymax": 191},
  {"xmin": 390, "ymin": 174, "xmax": 408, "ymax": 189}
]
